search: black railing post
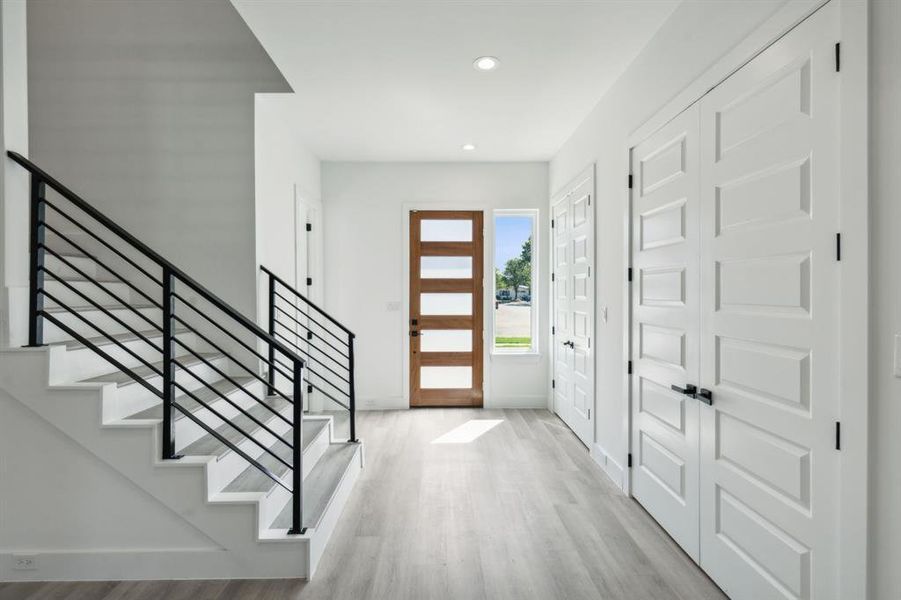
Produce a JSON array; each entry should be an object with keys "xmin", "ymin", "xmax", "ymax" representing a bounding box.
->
[
  {"xmin": 348, "ymin": 334, "xmax": 357, "ymax": 443},
  {"xmin": 267, "ymin": 274, "xmax": 276, "ymax": 396},
  {"xmin": 26, "ymin": 175, "xmax": 46, "ymax": 347},
  {"xmin": 161, "ymin": 267, "xmax": 180, "ymax": 460},
  {"xmin": 289, "ymin": 358, "xmax": 306, "ymax": 534}
]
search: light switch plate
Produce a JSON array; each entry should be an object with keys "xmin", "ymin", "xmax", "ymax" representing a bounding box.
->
[
  {"xmin": 386, "ymin": 301, "xmax": 401, "ymax": 312},
  {"xmin": 894, "ymin": 334, "xmax": 901, "ymax": 378}
]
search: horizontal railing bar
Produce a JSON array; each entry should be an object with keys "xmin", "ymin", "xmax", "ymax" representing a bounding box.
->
[
  {"xmin": 171, "ymin": 400, "xmax": 291, "ymax": 492},
  {"xmin": 271, "ymin": 306, "xmax": 350, "ymax": 360},
  {"xmin": 40, "ymin": 246, "xmax": 161, "ymax": 333},
  {"xmin": 171, "ymin": 379, "xmax": 293, "ymax": 470},
  {"xmin": 261, "ymin": 265, "xmax": 355, "ymax": 338},
  {"xmin": 42, "ymin": 199, "xmax": 163, "ymax": 286},
  {"xmin": 39, "ymin": 268, "xmax": 164, "ymax": 353},
  {"xmin": 40, "ymin": 311, "xmax": 164, "ymax": 399},
  {"xmin": 273, "ymin": 321, "xmax": 351, "ymax": 383},
  {"xmin": 273, "ymin": 291, "xmax": 350, "ymax": 347},
  {"xmin": 8, "ymin": 152, "xmax": 305, "ymax": 371},
  {"xmin": 172, "ymin": 337, "xmax": 293, "ymax": 426},
  {"xmin": 173, "ymin": 358, "xmax": 292, "ymax": 451},
  {"xmin": 172, "ymin": 292, "xmax": 296, "ymax": 379},
  {"xmin": 170, "ymin": 315, "xmax": 294, "ymax": 405},
  {"xmin": 273, "ymin": 354, "xmax": 349, "ymax": 398},
  {"xmin": 41, "ymin": 223, "xmax": 163, "ymax": 310},
  {"xmin": 40, "ymin": 289, "xmax": 163, "ymax": 378},
  {"xmin": 272, "ymin": 333, "xmax": 352, "ymax": 392}
]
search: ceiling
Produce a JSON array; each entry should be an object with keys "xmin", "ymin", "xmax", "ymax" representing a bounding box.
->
[{"xmin": 232, "ymin": 0, "xmax": 680, "ymax": 162}]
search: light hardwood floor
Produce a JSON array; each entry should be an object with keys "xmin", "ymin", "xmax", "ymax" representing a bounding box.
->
[{"xmin": 0, "ymin": 409, "xmax": 726, "ymax": 600}]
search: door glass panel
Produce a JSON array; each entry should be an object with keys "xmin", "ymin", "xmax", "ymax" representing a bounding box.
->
[
  {"xmin": 420, "ymin": 293, "xmax": 472, "ymax": 315},
  {"xmin": 421, "ymin": 219, "xmax": 472, "ymax": 242},
  {"xmin": 421, "ymin": 366, "xmax": 472, "ymax": 389},
  {"xmin": 420, "ymin": 330, "xmax": 472, "ymax": 352},
  {"xmin": 420, "ymin": 256, "xmax": 472, "ymax": 279}
]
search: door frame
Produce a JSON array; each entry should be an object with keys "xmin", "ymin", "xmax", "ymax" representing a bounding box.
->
[
  {"xmin": 549, "ymin": 164, "xmax": 596, "ymax": 446},
  {"xmin": 401, "ymin": 203, "xmax": 491, "ymax": 407},
  {"xmin": 621, "ymin": 0, "xmax": 868, "ymax": 597}
]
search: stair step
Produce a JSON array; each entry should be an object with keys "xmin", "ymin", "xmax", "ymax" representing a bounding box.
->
[
  {"xmin": 126, "ymin": 376, "xmax": 257, "ymax": 420},
  {"xmin": 223, "ymin": 419, "xmax": 330, "ymax": 494},
  {"xmin": 82, "ymin": 352, "xmax": 220, "ymax": 387},
  {"xmin": 270, "ymin": 443, "xmax": 360, "ymax": 530},
  {"xmin": 180, "ymin": 396, "xmax": 292, "ymax": 458},
  {"xmin": 62, "ymin": 327, "xmax": 182, "ymax": 351}
]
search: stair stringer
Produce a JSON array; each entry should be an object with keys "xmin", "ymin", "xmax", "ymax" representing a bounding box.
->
[{"xmin": 0, "ymin": 347, "xmax": 312, "ymax": 581}]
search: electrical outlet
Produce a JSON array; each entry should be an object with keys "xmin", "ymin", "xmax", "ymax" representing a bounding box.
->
[
  {"xmin": 12, "ymin": 554, "xmax": 37, "ymax": 571},
  {"xmin": 894, "ymin": 334, "xmax": 901, "ymax": 378}
]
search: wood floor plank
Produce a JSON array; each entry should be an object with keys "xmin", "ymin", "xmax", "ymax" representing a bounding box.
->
[{"xmin": 1, "ymin": 409, "xmax": 725, "ymax": 600}]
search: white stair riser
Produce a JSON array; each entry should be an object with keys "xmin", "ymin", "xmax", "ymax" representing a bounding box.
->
[
  {"xmin": 57, "ymin": 333, "xmax": 198, "ymax": 383},
  {"xmin": 175, "ymin": 379, "xmax": 265, "ymax": 448},
  {"xmin": 43, "ymin": 306, "xmax": 162, "ymax": 344},
  {"xmin": 108, "ymin": 355, "xmax": 230, "ymax": 421},
  {"xmin": 259, "ymin": 420, "xmax": 332, "ymax": 529},
  {"xmin": 43, "ymin": 279, "xmax": 140, "ymax": 309}
]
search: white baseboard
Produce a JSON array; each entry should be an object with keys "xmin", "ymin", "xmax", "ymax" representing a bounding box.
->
[
  {"xmin": 485, "ymin": 395, "xmax": 547, "ymax": 409},
  {"xmin": 589, "ymin": 442, "xmax": 628, "ymax": 494}
]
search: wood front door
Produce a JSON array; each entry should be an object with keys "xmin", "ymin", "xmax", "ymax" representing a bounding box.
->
[{"xmin": 409, "ymin": 210, "xmax": 484, "ymax": 407}]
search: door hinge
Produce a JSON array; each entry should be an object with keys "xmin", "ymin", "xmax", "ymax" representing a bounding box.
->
[
  {"xmin": 552, "ymin": 379, "xmax": 555, "ymax": 389},
  {"xmin": 588, "ymin": 194, "xmax": 591, "ymax": 206},
  {"xmin": 835, "ymin": 42, "xmax": 841, "ymax": 72},
  {"xmin": 587, "ymin": 408, "xmax": 591, "ymax": 419},
  {"xmin": 306, "ymin": 277, "xmax": 313, "ymax": 286},
  {"xmin": 836, "ymin": 233, "xmax": 842, "ymax": 261},
  {"xmin": 627, "ymin": 360, "xmax": 633, "ymax": 375},
  {"xmin": 551, "ymin": 218, "xmax": 555, "ymax": 229},
  {"xmin": 307, "ymin": 384, "xmax": 313, "ymax": 394},
  {"xmin": 627, "ymin": 267, "xmax": 633, "ymax": 282},
  {"xmin": 627, "ymin": 453, "xmax": 633, "ymax": 468},
  {"xmin": 835, "ymin": 421, "xmax": 841, "ymax": 450},
  {"xmin": 588, "ymin": 337, "xmax": 591, "ymax": 349},
  {"xmin": 552, "ymin": 325, "xmax": 555, "ymax": 335},
  {"xmin": 306, "ymin": 222, "xmax": 312, "ymax": 232},
  {"xmin": 588, "ymin": 266, "xmax": 591, "ymax": 277},
  {"xmin": 552, "ymin": 273, "xmax": 555, "ymax": 282},
  {"xmin": 628, "ymin": 174, "xmax": 633, "ymax": 189},
  {"xmin": 307, "ymin": 330, "xmax": 314, "ymax": 341}
]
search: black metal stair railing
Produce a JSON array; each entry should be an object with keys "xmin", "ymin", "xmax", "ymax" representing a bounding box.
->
[
  {"xmin": 10, "ymin": 151, "xmax": 309, "ymax": 534},
  {"xmin": 260, "ymin": 266, "xmax": 356, "ymax": 443}
]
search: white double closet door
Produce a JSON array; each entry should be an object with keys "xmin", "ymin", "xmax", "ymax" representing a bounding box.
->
[{"xmin": 631, "ymin": 4, "xmax": 841, "ymax": 599}]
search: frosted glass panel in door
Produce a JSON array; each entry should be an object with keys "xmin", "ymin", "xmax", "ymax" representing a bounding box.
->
[
  {"xmin": 420, "ymin": 220, "xmax": 472, "ymax": 241},
  {"xmin": 420, "ymin": 293, "xmax": 472, "ymax": 315},
  {"xmin": 420, "ymin": 256, "xmax": 472, "ymax": 279},
  {"xmin": 421, "ymin": 366, "xmax": 472, "ymax": 389},
  {"xmin": 420, "ymin": 330, "xmax": 472, "ymax": 352}
]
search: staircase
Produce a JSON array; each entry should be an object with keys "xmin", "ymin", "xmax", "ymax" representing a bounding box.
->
[{"xmin": 0, "ymin": 152, "xmax": 362, "ymax": 580}]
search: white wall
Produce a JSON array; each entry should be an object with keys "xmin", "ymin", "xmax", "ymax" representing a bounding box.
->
[
  {"xmin": 0, "ymin": 0, "xmax": 28, "ymax": 347},
  {"xmin": 321, "ymin": 162, "xmax": 549, "ymax": 409},
  {"xmin": 25, "ymin": 0, "xmax": 290, "ymax": 320},
  {"xmin": 868, "ymin": 0, "xmax": 901, "ymax": 596},
  {"xmin": 254, "ymin": 93, "xmax": 321, "ymax": 326}
]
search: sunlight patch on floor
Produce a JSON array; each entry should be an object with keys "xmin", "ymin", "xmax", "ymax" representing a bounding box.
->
[{"xmin": 431, "ymin": 419, "xmax": 504, "ymax": 444}]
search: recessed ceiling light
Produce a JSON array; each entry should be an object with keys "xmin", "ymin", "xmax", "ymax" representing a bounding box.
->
[
  {"xmin": 473, "ymin": 56, "xmax": 499, "ymax": 71},
  {"xmin": 462, "ymin": 143, "xmax": 476, "ymax": 151}
]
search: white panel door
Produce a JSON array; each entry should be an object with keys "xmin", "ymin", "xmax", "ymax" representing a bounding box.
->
[
  {"xmin": 552, "ymin": 169, "xmax": 594, "ymax": 446},
  {"xmin": 697, "ymin": 3, "xmax": 840, "ymax": 599},
  {"xmin": 630, "ymin": 104, "xmax": 701, "ymax": 560}
]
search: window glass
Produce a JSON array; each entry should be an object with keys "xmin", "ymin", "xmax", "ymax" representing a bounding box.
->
[{"xmin": 494, "ymin": 213, "xmax": 535, "ymax": 352}]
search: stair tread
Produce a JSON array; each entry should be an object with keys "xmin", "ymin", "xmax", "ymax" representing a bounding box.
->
[
  {"xmin": 180, "ymin": 396, "xmax": 292, "ymax": 457},
  {"xmin": 44, "ymin": 302, "xmax": 156, "ymax": 313},
  {"xmin": 271, "ymin": 443, "xmax": 359, "ymax": 530},
  {"xmin": 61, "ymin": 327, "xmax": 184, "ymax": 351},
  {"xmin": 82, "ymin": 352, "xmax": 221, "ymax": 386},
  {"xmin": 223, "ymin": 419, "xmax": 330, "ymax": 494},
  {"xmin": 126, "ymin": 376, "xmax": 258, "ymax": 421}
]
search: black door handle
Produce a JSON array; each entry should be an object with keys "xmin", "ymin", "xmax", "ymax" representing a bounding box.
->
[
  {"xmin": 410, "ymin": 330, "xmax": 419, "ymax": 337},
  {"xmin": 671, "ymin": 383, "xmax": 697, "ymax": 397},
  {"xmin": 562, "ymin": 340, "xmax": 575, "ymax": 348},
  {"xmin": 696, "ymin": 388, "xmax": 713, "ymax": 405}
]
